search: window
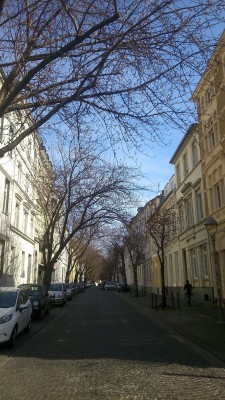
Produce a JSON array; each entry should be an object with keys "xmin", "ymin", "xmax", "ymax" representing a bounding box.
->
[
  {"xmin": 0, "ymin": 240, "xmax": 5, "ymax": 278},
  {"xmin": 209, "ymin": 187, "xmax": 213, "ymax": 213},
  {"xmin": 199, "ymin": 244, "xmax": 209, "ymax": 278},
  {"xmin": 183, "ymin": 153, "xmax": 189, "ymax": 178},
  {"xmin": 3, "ymin": 178, "xmax": 10, "ymax": 214},
  {"xmin": 185, "ymin": 196, "xmax": 193, "ymax": 227},
  {"xmin": 174, "ymin": 252, "xmax": 180, "ymax": 285},
  {"xmin": 208, "ymin": 129, "xmax": 216, "ymax": 150},
  {"xmin": 21, "ymin": 251, "xmax": 25, "ymax": 278},
  {"xmin": 219, "ymin": 179, "xmax": 225, "ymax": 205},
  {"xmin": 179, "ymin": 204, "xmax": 185, "ymax": 232},
  {"xmin": 30, "ymin": 214, "xmax": 34, "ymax": 237},
  {"xmin": 206, "ymin": 87, "xmax": 212, "ymax": 104},
  {"xmin": 214, "ymin": 183, "xmax": 222, "ymax": 209},
  {"xmin": 207, "ymin": 120, "xmax": 218, "ymax": 151},
  {"xmin": 195, "ymin": 188, "xmax": 203, "ymax": 221},
  {"xmin": 9, "ymin": 246, "xmax": 16, "ymax": 275},
  {"xmin": 14, "ymin": 200, "xmax": 21, "ymax": 229},
  {"xmin": 192, "ymin": 140, "xmax": 198, "ymax": 167},
  {"xmin": 23, "ymin": 207, "xmax": 29, "ymax": 234},
  {"xmin": 27, "ymin": 254, "xmax": 32, "ymax": 283},
  {"xmin": 17, "ymin": 162, "xmax": 22, "ymax": 185},
  {"xmin": 176, "ymin": 163, "xmax": 181, "ymax": 186},
  {"xmin": 169, "ymin": 254, "xmax": 173, "ymax": 285},
  {"xmin": 25, "ymin": 174, "xmax": 29, "ymax": 194},
  {"xmin": 190, "ymin": 248, "xmax": 198, "ymax": 279}
]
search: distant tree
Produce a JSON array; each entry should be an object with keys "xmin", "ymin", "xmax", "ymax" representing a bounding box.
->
[
  {"xmin": 65, "ymin": 230, "xmax": 94, "ymax": 283},
  {"xmin": 0, "ymin": 1, "xmax": 224, "ymax": 156},
  {"xmin": 79, "ymin": 245, "xmax": 106, "ymax": 283},
  {"xmin": 33, "ymin": 133, "xmax": 138, "ymax": 289},
  {"xmin": 147, "ymin": 192, "xmax": 178, "ymax": 307},
  {"xmin": 124, "ymin": 218, "xmax": 149, "ymax": 297},
  {"xmin": 105, "ymin": 228, "xmax": 128, "ymax": 288}
]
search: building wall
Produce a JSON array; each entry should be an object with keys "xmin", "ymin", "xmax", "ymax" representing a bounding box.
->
[
  {"xmin": 170, "ymin": 125, "xmax": 213, "ymax": 302},
  {"xmin": 0, "ymin": 124, "xmax": 40, "ymax": 287},
  {"xmin": 192, "ymin": 30, "xmax": 225, "ymax": 300}
]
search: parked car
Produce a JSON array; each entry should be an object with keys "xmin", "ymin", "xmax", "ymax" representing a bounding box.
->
[
  {"xmin": 48, "ymin": 282, "xmax": 67, "ymax": 306},
  {"xmin": 75, "ymin": 282, "xmax": 85, "ymax": 293},
  {"xmin": 104, "ymin": 281, "xmax": 119, "ymax": 291},
  {"xmin": 69, "ymin": 283, "xmax": 77, "ymax": 296},
  {"xmin": 18, "ymin": 284, "xmax": 50, "ymax": 320},
  {"xmin": 0, "ymin": 287, "xmax": 32, "ymax": 347},
  {"xmin": 64, "ymin": 283, "xmax": 73, "ymax": 301}
]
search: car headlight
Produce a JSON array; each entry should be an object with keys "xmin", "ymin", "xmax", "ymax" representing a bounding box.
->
[{"xmin": 0, "ymin": 315, "xmax": 13, "ymax": 324}]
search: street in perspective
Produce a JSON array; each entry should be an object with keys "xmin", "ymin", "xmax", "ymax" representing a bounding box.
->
[
  {"xmin": 0, "ymin": 287, "xmax": 225, "ymax": 400},
  {"xmin": 1, "ymin": 3, "xmax": 225, "ymax": 400}
]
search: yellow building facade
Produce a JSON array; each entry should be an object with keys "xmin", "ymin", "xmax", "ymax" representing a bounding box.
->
[{"xmin": 192, "ymin": 30, "xmax": 225, "ymax": 300}]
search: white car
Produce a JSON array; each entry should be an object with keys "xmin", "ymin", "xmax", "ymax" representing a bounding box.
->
[
  {"xmin": 0, "ymin": 287, "xmax": 32, "ymax": 347},
  {"xmin": 48, "ymin": 282, "xmax": 67, "ymax": 306}
]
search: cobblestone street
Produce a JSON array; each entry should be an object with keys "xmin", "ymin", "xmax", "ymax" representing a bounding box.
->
[{"xmin": 0, "ymin": 288, "xmax": 225, "ymax": 400}]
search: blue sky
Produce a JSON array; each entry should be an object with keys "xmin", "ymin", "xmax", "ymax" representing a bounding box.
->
[{"xmin": 132, "ymin": 129, "xmax": 184, "ymax": 204}]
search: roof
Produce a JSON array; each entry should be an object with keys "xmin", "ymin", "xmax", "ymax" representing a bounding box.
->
[{"xmin": 0, "ymin": 287, "xmax": 19, "ymax": 292}]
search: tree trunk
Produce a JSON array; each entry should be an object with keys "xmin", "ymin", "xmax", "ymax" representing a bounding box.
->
[
  {"xmin": 43, "ymin": 263, "xmax": 54, "ymax": 291},
  {"xmin": 65, "ymin": 270, "xmax": 70, "ymax": 283},
  {"xmin": 160, "ymin": 261, "xmax": 167, "ymax": 307},
  {"xmin": 133, "ymin": 266, "xmax": 139, "ymax": 297},
  {"xmin": 121, "ymin": 255, "xmax": 128, "ymax": 289}
]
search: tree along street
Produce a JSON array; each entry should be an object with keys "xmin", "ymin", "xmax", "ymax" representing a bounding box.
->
[{"xmin": 0, "ymin": 288, "xmax": 224, "ymax": 400}]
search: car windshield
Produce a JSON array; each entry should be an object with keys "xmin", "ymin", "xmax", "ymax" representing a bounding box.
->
[
  {"xmin": 0, "ymin": 291, "xmax": 17, "ymax": 308},
  {"xmin": 21, "ymin": 285, "xmax": 42, "ymax": 296},
  {"xmin": 49, "ymin": 283, "xmax": 62, "ymax": 291}
]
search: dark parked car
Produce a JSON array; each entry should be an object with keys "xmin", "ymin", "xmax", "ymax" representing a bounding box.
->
[
  {"xmin": 64, "ymin": 283, "xmax": 73, "ymax": 301},
  {"xmin": 18, "ymin": 284, "xmax": 50, "ymax": 320},
  {"xmin": 75, "ymin": 282, "xmax": 85, "ymax": 293}
]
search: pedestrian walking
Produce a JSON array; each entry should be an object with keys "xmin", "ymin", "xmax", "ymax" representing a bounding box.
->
[{"xmin": 184, "ymin": 280, "xmax": 193, "ymax": 306}]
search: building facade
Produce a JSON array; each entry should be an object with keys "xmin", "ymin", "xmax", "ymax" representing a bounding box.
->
[
  {"xmin": 169, "ymin": 124, "xmax": 213, "ymax": 302},
  {"xmin": 192, "ymin": 29, "xmax": 225, "ymax": 300}
]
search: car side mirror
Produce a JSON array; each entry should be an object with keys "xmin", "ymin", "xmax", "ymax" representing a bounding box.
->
[{"xmin": 19, "ymin": 304, "xmax": 27, "ymax": 313}]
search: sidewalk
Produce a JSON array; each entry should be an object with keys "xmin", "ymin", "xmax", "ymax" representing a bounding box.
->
[{"xmin": 118, "ymin": 292, "xmax": 225, "ymax": 365}]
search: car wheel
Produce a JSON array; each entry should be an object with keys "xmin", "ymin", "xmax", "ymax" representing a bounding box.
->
[
  {"xmin": 39, "ymin": 307, "xmax": 44, "ymax": 320},
  {"xmin": 7, "ymin": 326, "xmax": 17, "ymax": 348},
  {"xmin": 24, "ymin": 317, "xmax": 32, "ymax": 332}
]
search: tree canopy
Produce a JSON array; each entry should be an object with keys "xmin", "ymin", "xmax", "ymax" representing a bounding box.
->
[{"xmin": 0, "ymin": 1, "xmax": 224, "ymax": 157}]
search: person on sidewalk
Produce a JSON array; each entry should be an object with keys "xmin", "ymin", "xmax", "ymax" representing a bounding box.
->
[{"xmin": 184, "ymin": 280, "xmax": 193, "ymax": 306}]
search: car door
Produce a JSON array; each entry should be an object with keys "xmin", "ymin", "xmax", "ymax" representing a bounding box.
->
[{"xmin": 16, "ymin": 291, "xmax": 30, "ymax": 333}]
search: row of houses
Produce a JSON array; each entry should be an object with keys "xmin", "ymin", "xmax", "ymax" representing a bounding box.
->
[
  {"xmin": 123, "ymin": 30, "xmax": 225, "ymax": 304},
  {"xmin": 0, "ymin": 122, "xmax": 70, "ymax": 287}
]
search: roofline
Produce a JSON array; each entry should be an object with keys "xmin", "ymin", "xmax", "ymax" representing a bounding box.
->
[
  {"xmin": 169, "ymin": 123, "xmax": 198, "ymax": 164},
  {"xmin": 192, "ymin": 29, "xmax": 225, "ymax": 100}
]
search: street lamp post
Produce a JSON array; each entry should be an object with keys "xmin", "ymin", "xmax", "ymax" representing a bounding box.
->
[{"xmin": 204, "ymin": 216, "xmax": 225, "ymax": 324}]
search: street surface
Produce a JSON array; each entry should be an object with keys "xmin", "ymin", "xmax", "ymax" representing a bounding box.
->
[{"xmin": 0, "ymin": 287, "xmax": 225, "ymax": 400}]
